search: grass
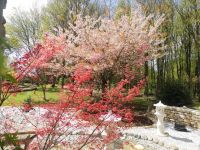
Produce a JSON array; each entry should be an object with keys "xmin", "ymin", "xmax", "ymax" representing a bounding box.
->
[
  {"xmin": 131, "ymin": 97, "xmax": 150, "ymax": 111},
  {"xmin": 130, "ymin": 96, "xmax": 200, "ymax": 111},
  {"xmin": 188, "ymin": 101, "xmax": 200, "ymax": 110},
  {"xmin": 124, "ymin": 96, "xmax": 156, "ymax": 111},
  {"xmin": 3, "ymin": 88, "xmax": 154, "ymax": 109},
  {"xmin": 3, "ymin": 85, "xmax": 200, "ymax": 111},
  {"xmin": 3, "ymin": 86, "xmax": 60, "ymax": 106}
]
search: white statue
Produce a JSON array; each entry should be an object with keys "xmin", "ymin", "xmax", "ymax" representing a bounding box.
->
[{"xmin": 154, "ymin": 101, "xmax": 168, "ymax": 136}]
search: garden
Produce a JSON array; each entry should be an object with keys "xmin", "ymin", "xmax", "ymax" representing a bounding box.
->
[{"xmin": 0, "ymin": 0, "xmax": 200, "ymax": 150}]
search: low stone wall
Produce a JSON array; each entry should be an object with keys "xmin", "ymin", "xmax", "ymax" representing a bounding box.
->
[{"xmin": 164, "ymin": 106, "xmax": 200, "ymax": 129}]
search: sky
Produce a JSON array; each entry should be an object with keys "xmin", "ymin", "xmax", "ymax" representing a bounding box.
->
[{"xmin": 4, "ymin": 0, "xmax": 48, "ymax": 19}]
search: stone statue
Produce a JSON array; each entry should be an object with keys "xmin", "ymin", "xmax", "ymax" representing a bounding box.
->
[
  {"xmin": 154, "ymin": 101, "xmax": 169, "ymax": 136},
  {"xmin": 0, "ymin": 0, "xmax": 7, "ymax": 37}
]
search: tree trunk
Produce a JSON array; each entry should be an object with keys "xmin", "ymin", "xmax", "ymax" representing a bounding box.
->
[
  {"xmin": 61, "ymin": 75, "xmax": 65, "ymax": 89},
  {"xmin": 51, "ymin": 76, "xmax": 56, "ymax": 88},
  {"xmin": 144, "ymin": 61, "xmax": 149, "ymax": 96},
  {"xmin": 0, "ymin": 77, "xmax": 2, "ymax": 106},
  {"xmin": 156, "ymin": 58, "xmax": 164, "ymax": 98},
  {"xmin": 197, "ymin": 51, "xmax": 200, "ymax": 101},
  {"xmin": 41, "ymin": 85, "xmax": 47, "ymax": 101}
]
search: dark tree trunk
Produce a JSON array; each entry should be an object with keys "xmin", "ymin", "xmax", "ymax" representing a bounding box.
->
[
  {"xmin": 61, "ymin": 75, "xmax": 65, "ymax": 89},
  {"xmin": 41, "ymin": 85, "xmax": 47, "ymax": 101},
  {"xmin": 144, "ymin": 61, "xmax": 149, "ymax": 96},
  {"xmin": 51, "ymin": 76, "xmax": 57, "ymax": 88},
  {"xmin": 156, "ymin": 58, "xmax": 164, "ymax": 98}
]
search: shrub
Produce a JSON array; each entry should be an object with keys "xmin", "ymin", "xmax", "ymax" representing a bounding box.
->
[
  {"xmin": 159, "ymin": 80, "xmax": 192, "ymax": 106},
  {"xmin": 23, "ymin": 96, "xmax": 33, "ymax": 112}
]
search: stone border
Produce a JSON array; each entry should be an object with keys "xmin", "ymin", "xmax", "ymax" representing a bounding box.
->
[{"xmin": 124, "ymin": 133, "xmax": 179, "ymax": 150}]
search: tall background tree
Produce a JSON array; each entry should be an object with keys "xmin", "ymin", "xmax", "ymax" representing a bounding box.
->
[
  {"xmin": 137, "ymin": 0, "xmax": 200, "ymax": 105},
  {"xmin": 6, "ymin": 7, "xmax": 43, "ymax": 51}
]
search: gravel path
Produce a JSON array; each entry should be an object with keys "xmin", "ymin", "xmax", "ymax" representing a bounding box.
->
[
  {"xmin": 1, "ymin": 107, "xmax": 200, "ymax": 150},
  {"xmin": 123, "ymin": 123, "xmax": 200, "ymax": 150}
]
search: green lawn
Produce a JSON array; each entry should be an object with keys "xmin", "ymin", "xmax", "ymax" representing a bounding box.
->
[
  {"xmin": 188, "ymin": 101, "xmax": 200, "ymax": 110},
  {"xmin": 3, "ymin": 86, "xmax": 200, "ymax": 111},
  {"xmin": 129, "ymin": 96, "xmax": 200, "ymax": 111},
  {"xmin": 3, "ymin": 86, "xmax": 60, "ymax": 106},
  {"xmin": 132, "ymin": 97, "xmax": 151, "ymax": 110}
]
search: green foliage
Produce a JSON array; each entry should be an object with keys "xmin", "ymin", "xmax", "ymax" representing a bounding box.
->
[
  {"xmin": 0, "ymin": 37, "xmax": 16, "ymax": 82},
  {"xmin": 115, "ymin": 0, "xmax": 131, "ymax": 20},
  {"xmin": 138, "ymin": 0, "xmax": 200, "ymax": 101},
  {"xmin": 159, "ymin": 80, "xmax": 192, "ymax": 106},
  {"xmin": 42, "ymin": 0, "xmax": 103, "ymax": 33},
  {"xmin": 0, "ymin": 133, "xmax": 22, "ymax": 150},
  {"xmin": 24, "ymin": 96, "xmax": 32, "ymax": 105},
  {"xmin": 0, "ymin": 37, "xmax": 10, "ymax": 76},
  {"xmin": 5, "ymin": 25, "xmax": 22, "ymax": 49}
]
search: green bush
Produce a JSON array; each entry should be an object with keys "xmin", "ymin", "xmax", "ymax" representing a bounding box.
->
[
  {"xmin": 24, "ymin": 96, "xmax": 32, "ymax": 105},
  {"xmin": 159, "ymin": 80, "xmax": 192, "ymax": 106}
]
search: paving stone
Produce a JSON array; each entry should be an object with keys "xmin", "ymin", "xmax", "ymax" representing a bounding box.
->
[{"xmin": 134, "ymin": 144, "xmax": 144, "ymax": 150}]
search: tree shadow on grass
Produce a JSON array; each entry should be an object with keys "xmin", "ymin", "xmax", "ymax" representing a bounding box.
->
[{"xmin": 36, "ymin": 87, "xmax": 60, "ymax": 93}]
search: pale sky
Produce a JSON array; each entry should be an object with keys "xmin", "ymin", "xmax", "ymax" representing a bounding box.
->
[{"xmin": 4, "ymin": 0, "xmax": 48, "ymax": 19}]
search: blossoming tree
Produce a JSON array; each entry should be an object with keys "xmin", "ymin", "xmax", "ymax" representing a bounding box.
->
[
  {"xmin": 4, "ymin": 9, "xmax": 165, "ymax": 149},
  {"xmin": 12, "ymin": 34, "xmax": 66, "ymax": 101},
  {"xmin": 51, "ymin": 11, "xmax": 165, "ymax": 91}
]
